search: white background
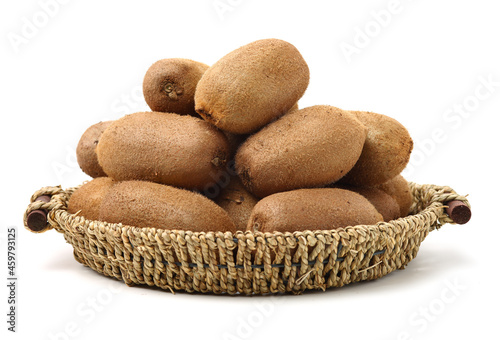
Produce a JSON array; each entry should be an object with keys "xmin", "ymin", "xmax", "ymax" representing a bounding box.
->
[{"xmin": 1, "ymin": 0, "xmax": 499, "ymax": 339}]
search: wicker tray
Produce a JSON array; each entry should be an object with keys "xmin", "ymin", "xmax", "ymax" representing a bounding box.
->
[{"xmin": 23, "ymin": 182, "xmax": 470, "ymax": 295}]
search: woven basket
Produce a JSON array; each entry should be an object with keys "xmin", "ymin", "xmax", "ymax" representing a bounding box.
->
[{"xmin": 23, "ymin": 182, "xmax": 470, "ymax": 295}]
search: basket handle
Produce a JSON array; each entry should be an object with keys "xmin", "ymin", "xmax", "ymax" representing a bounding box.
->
[
  {"xmin": 445, "ymin": 200, "xmax": 471, "ymax": 225},
  {"xmin": 24, "ymin": 186, "xmax": 66, "ymax": 233},
  {"xmin": 429, "ymin": 185, "xmax": 471, "ymax": 225}
]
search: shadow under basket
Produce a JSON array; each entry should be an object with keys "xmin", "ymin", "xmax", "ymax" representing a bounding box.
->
[{"xmin": 23, "ymin": 182, "xmax": 471, "ymax": 295}]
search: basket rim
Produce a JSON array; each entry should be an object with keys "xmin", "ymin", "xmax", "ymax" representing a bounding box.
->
[{"xmin": 46, "ymin": 180, "xmax": 467, "ymax": 237}]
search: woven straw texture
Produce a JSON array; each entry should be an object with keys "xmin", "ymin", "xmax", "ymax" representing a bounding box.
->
[{"xmin": 23, "ymin": 182, "xmax": 469, "ymax": 295}]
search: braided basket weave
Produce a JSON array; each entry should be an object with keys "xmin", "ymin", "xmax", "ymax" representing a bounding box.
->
[{"xmin": 23, "ymin": 182, "xmax": 470, "ymax": 295}]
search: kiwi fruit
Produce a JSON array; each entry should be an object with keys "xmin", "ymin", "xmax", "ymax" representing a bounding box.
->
[
  {"xmin": 76, "ymin": 121, "xmax": 113, "ymax": 178},
  {"xmin": 99, "ymin": 180, "xmax": 236, "ymax": 232},
  {"xmin": 67, "ymin": 177, "xmax": 115, "ymax": 220},
  {"xmin": 214, "ymin": 177, "xmax": 259, "ymax": 231},
  {"xmin": 247, "ymin": 188, "xmax": 383, "ymax": 233},
  {"xmin": 339, "ymin": 111, "xmax": 413, "ymax": 186},
  {"xmin": 143, "ymin": 58, "xmax": 209, "ymax": 116},
  {"xmin": 333, "ymin": 185, "xmax": 400, "ymax": 222},
  {"xmin": 195, "ymin": 38, "xmax": 310, "ymax": 134},
  {"xmin": 235, "ymin": 105, "xmax": 367, "ymax": 198},
  {"xmin": 376, "ymin": 175, "xmax": 412, "ymax": 217},
  {"xmin": 96, "ymin": 112, "xmax": 230, "ymax": 191}
]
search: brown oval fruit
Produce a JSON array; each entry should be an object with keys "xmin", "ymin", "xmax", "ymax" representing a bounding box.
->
[
  {"xmin": 247, "ymin": 188, "xmax": 383, "ymax": 233},
  {"xmin": 333, "ymin": 185, "xmax": 400, "ymax": 222},
  {"xmin": 99, "ymin": 180, "xmax": 236, "ymax": 232},
  {"xmin": 76, "ymin": 121, "xmax": 113, "ymax": 178},
  {"xmin": 376, "ymin": 175, "xmax": 412, "ymax": 217},
  {"xmin": 340, "ymin": 111, "xmax": 413, "ymax": 186},
  {"xmin": 235, "ymin": 105, "xmax": 367, "ymax": 198},
  {"xmin": 67, "ymin": 177, "xmax": 115, "ymax": 220},
  {"xmin": 214, "ymin": 177, "xmax": 259, "ymax": 231},
  {"xmin": 96, "ymin": 112, "xmax": 230, "ymax": 191},
  {"xmin": 195, "ymin": 38, "xmax": 310, "ymax": 134},
  {"xmin": 143, "ymin": 58, "xmax": 209, "ymax": 116}
]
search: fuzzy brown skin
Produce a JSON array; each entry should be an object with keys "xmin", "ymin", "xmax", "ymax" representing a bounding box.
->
[
  {"xmin": 214, "ymin": 177, "xmax": 259, "ymax": 231},
  {"xmin": 235, "ymin": 105, "xmax": 367, "ymax": 198},
  {"xmin": 96, "ymin": 112, "xmax": 230, "ymax": 191},
  {"xmin": 223, "ymin": 132, "xmax": 249, "ymax": 159},
  {"xmin": 288, "ymin": 102, "xmax": 299, "ymax": 113},
  {"xmin": 143, "ymin": 58, "xmax": 209, "ymax": 116},
  {"xmin": 76, "ymin": 121, "xmax": 113, "ymax": 178},
  {"xmin": 67, "ymin": 177, "xmax": 115, "ymax": 220},
  {"xmin": 222, "ymin": 103, "xmax": 298, "ymax": 158},
  {"xmin": 340, "ymin": 111, "xmax": 413, "ymax": 186},
  {"xmin": 333, "ymin": 185, "xmax": 400, "ymax": 222},
  {"xmin": 99, "ymin": 180, "xmax": 236, "ymax": 232},
  {"xmin": 376, "ymin": 175, "xmax": 412, "ymax": 217},
  {"xmin": 195, "ymin": 39, "xmax": 309, "ymax": 134},
  {"xmin": 247, "ymin": 188, "xmax": 383, "ymax": 233}
]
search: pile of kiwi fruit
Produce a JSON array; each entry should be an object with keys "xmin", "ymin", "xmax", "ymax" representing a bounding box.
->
[{"xmin": 70, "ymin": 38, "xmax": 414, "ymax": 234}]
